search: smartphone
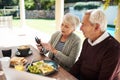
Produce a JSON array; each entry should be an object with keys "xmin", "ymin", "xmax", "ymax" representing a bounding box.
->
[
  {"xmin": 35, "ymin": 36, "xmax": 44, "ymax": 53},
  {"xmin": 35, "ymin": 36, "xmax": 41, "ymax": 44}
]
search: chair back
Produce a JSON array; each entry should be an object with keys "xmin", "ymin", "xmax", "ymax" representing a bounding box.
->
[{"xmin": 0, "ymin": 16, "xmax": 12, "ymax": 28}]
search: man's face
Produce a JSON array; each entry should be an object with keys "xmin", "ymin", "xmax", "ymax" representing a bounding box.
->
[{"xmin": 80, "ymin": 14, "xmax": 95, "ymax": 39}]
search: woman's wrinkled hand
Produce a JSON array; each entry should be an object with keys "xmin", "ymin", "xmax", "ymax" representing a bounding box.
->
[
  {"xmin": 36, "ymin": 44, "xmax": 43, "ymax": 52},
  {"xmin": 42, "ymin": 43, "xmax": 57, "ymax": 54},
  {"xmin": 42, "ymin": 43, "xmax": 51, "ymax": 51}
]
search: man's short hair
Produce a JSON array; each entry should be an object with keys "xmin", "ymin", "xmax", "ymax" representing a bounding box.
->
[{"xmin": 85, "ymin": 9, "xmax": 107, "ymax": 31}]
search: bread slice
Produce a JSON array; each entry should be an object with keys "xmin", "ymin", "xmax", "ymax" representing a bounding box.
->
[{"xmin": 10, "ymin": 57, "xmax": 27, "ymax": 66}]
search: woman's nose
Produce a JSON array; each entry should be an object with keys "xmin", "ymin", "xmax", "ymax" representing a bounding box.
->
[{"xmin": 61, "ymin": 26, "xmax": 64, "ymax": 30}]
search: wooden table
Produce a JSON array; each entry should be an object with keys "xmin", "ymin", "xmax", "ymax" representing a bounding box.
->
[
  {"xmin": 25, "ymin": 45, "xmax": 78, "ymax": 80},
  {"xmin": 0, "ymin": 45, "xmax": 78, "ymax": 80}
]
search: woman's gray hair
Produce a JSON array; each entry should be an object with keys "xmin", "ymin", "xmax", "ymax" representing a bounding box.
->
[
  {"xmin": 63, "ymin": 13, "xmax": 80, "ymax": 29},
  {"xmin": 86, "ymin": 9, "xmax": 107, "ymax": 31}
]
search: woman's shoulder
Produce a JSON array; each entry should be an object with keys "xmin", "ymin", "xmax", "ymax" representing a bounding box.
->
[
  {"xmin": 52, "ymin": 31, "xmax": 61, "ymax": 36},
  {"xmin": 51, "ymin": 31, "xmax": 61, "ymax": 38},
  {"xmin": 53, "ymin": 31, "xmax": 61, "ymax": 35}
]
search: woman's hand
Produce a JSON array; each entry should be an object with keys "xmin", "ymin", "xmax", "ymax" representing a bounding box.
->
[
  {"xmin": 42, "ymin": 43, "xmax": 57, "ymax": 54},
  {"xmin": 36, "ymin": 44, "xmax": 43, "ymax": 52}
]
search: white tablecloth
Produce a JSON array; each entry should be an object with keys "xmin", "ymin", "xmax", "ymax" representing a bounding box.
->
[{"xmin": 3, "ymin": 68, "xmax": 56, "ymax": 80}]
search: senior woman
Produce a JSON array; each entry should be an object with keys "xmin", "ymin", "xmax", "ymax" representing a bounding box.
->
[{"xmin": 37, "ymin": 13, "xmax": 81, "ymax": 71}]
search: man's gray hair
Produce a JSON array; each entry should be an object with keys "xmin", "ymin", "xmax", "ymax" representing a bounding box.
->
[
  {"xmin": 86, "ymin": 9, "xmax": 107, "ymax": 31},
  {"xmin": 63, "ymin": 13, "xmax": 80, "ymax": 29}
]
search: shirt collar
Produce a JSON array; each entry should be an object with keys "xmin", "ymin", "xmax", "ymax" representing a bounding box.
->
[{"xmin": 88, "ymin": 31, "xmax": 110, "ymax": 46}]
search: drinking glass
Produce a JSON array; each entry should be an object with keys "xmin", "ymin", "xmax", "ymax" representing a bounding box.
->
[
  {"xmin": 0, "ymin": 57, "xmax": 10, "ymax": 69},
  {"xmin": 2, "ymin": 49, "xmax": 12, "ymax": 57}
]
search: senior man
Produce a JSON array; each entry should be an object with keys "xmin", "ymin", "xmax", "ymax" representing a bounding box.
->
[{"xmin": 70, "ymin": 9, "xmax": 120, "ymax": 80}]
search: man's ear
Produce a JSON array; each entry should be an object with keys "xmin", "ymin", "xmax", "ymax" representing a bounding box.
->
[{"xmin": 95, "ymin": 23, "xmax": 100, "ymax": 30}]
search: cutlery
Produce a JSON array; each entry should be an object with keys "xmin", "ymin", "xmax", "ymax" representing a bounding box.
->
[{"xmin": 25, "ymin": 58, "xmax": 34, "ymax": 71}]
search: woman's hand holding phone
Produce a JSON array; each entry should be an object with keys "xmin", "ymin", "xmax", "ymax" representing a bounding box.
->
[{"xmin": 35, "ymin": 36, "xmax": 44, "ymax": 54}]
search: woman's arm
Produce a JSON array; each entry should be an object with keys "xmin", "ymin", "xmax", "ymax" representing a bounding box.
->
[{"xmin": 54, "ymin": 40, "xmax": 81, "ymax": 68}]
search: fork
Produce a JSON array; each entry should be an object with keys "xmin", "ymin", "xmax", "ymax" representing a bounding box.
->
[{"xmin": 25, "ymin": 58, "xmax": 34, "ymax": 71}]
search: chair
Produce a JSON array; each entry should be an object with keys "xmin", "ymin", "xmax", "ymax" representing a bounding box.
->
[{"xmin": 0, "ymin": 16, "xmax": 12, "ymax": 28}]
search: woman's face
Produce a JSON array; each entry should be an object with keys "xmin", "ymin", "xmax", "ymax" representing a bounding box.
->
[{"xmin": 61, "ymin": 22, "xmax": 74, "ymax": 36}]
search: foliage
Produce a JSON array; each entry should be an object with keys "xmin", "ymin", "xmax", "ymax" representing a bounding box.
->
[
  {"xmin": 0, "ymin": 0, "xmax": 19, "ymax": 9},
  {"xmin": 64, "ymin": 0, "xmax": 102, "ymax": 3},
  {"xmin": 64, "ymin": 0, "xmax": 80, "ymax": 3},
  {"xmin": 24, "ymin": 0, "xmax": 55, "ymax": 10},
  {"xmin": 0, "ymin": 0, "xmax": 55, "ymax": 10},
  {"xmin": 10, "ymin": 0, "xmax": 19, "ymax": 5},
  {"xmin": 0, "ymin": 11, "xmax": 3, "ymax": 16},
  {"xmin": 112, "ymin": 0, "xmax": 120, "ymax": 5},
  {"xmin": 2, "ymin": 0, "xmax": 19, "ymax": 6},
  {"xmin": 39, "ymin": 0, "xmax": 55, "ymax": 10},
  {"xmin": 74, "ymin": 2, "xmax": 102, "ymax": 10},
  {"xmin": 25, "ymin": 0, "xmax": 35, "ymax": 10},
  {"xmin": 104, "ymin": 0, "xmax": 120, "ymax": 9}
]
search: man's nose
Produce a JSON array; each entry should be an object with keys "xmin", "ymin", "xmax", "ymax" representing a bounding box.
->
[{"xmin": 80, "ymin": 24, "xmax": 82, "ymax": 30}]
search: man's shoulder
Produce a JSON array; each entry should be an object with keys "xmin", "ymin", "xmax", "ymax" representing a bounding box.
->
[
  {"xmin": 103, "ymin": 36, "xmax": 120, "ymax": 51},
  {"xmin": 107, "ymin": 36, "xmax": 120, "ymax": 46}
]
